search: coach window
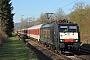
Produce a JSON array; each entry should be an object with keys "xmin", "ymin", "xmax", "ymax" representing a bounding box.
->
[
  {"xmin": 31, "ymin": 30, "xmax": 32, "ymax": 34},
  {"xmin": 34, "ymin": 30, "xmax": 36, "ymax": 35},
  {"xmin": 31, "ymin": 30, "xmax": 33, "ymax": 34},
  {"xmin": 34, "ymin": 30, "xmax": 35, "ymax": 34},
  {"xmin": 36, "ymin": 30, "xmax": 37, "ymax": 35},
  {"xmin": 37, "ymin": 30, "xmax": 38, "ymax": 35},
  {"xmin": 33, "ymin": 30, "xmax": 35, "ymax": 34},
  {"xmin": 30, "ymin": 30, "xmax": 31, "ymax": 34},
  {"xmin": 35, "ymin": 30, "xmax": 37, "ymax": 35},
  {"xmin": 32, "ymin": 30, "xmax": 33, "ymax": 34},
  {"xmin": 37, "ymin": 30, "xmax": 39, "ymax": 35},
  {"xmin": 29, "ymin": 30, "xmax": 30, "ymax": 34},
  {"xmin": 34, "ymin": 29, "xmax": 36, "ymax": 35}
]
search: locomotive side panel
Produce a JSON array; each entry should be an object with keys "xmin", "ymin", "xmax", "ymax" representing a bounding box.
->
[
  {"xmin": 40, "ymin": 24, "xmax": 54, "ymax": 45},
  {"xmin": 40, "ymin": 24, "xmax": 50, "ymax": 44}
]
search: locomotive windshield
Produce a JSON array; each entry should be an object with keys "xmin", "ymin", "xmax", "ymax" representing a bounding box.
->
[
  {"xmin": 60, "ymin": 26, "xmax": 68, "ymax": 32},
  {"xmin": 59, "ymin": 25, "xmax": 78, "ymax": 32},
  {"xmin": 69, "ymin": 26, "xmax": 77, "ymax": 32}
]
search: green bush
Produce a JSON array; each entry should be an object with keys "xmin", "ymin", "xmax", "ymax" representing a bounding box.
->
[{"xmin": 0, "ymin": 32, "xmax": 7, "ymax": 46}]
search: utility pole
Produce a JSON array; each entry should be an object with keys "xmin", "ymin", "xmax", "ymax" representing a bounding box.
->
[
  {"xmin": 21, "ymin": 15, "xmax": 24, "ymax": 20},
  {"xmin": 28, "ymin": 17, "xmax": 32, "ymax": 27},
  {"xmin": 20, "ymin": 15, "xmax": 24, "ymax": 29}
]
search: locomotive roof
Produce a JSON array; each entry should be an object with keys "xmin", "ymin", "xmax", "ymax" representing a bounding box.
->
[
  {"xmin": 58, "ymin": 23, "xmax": 78, "ymax": 25},
  {"xmin": 40, "ymin": 22, "xmax": 78, "ymax": 28}
]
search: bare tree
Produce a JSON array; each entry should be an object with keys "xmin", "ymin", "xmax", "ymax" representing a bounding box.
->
[
  {"xmin": 39, "ymin": 13, "xmax": 48, "ymax": 24},
  {"xmin": 55, "ymin": 8, "xmax": 66, "ymax": 20}
]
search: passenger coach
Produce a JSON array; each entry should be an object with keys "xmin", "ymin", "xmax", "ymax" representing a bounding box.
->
[{"xmin": 27, "ymin": 24, "xmax": 43, "ymax": 41}]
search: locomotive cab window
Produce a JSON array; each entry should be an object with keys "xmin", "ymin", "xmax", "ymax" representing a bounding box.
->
[
  {"xmin": 69, "ymin": 26, "xmax": 77, "ymax": 32},
  {"xmin": 59, "ymin": 25, "xmax": 78, "ymax": 32},
  {"xmin": 59, "ymin": 26, "xmax": 68, "ymax": 32}
]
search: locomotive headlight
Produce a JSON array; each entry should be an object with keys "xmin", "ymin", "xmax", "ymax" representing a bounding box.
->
[
  {"xmin": 75, "ymin": 40, "xmax": 78, "ymax": 42},
  {"xmin": 60, "ymin": 40, "xmax": 63, "ymax": 42}
]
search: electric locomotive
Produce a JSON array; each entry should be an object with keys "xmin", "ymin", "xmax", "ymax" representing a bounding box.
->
[
  {"xmin": 40, "ymin": 19, "xmax": 80, "ymax": 53},
  {"xmin": 16, "ymin": 19, "xmax": 80, "ymax": 53}
]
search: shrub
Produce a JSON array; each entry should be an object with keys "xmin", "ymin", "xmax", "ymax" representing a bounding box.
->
[{"xmin": 0, "ymin": 32, "xmax": 7, "ymax": 46}]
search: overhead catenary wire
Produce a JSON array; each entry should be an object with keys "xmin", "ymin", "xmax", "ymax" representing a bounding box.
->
[
  {"xmin": 61, "ymin": 0, "xmax": 78, "ymax": 9},
  {"xmin": 53, "ymin": 0, "xmax": 78, "ymax": 14}
]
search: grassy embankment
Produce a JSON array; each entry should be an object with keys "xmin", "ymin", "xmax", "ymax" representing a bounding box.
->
[{"xmin": 0, "ymin": 35, "xmax": 41, "ymax": 60}]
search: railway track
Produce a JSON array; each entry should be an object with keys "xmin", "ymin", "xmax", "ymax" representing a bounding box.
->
[
  {"xmin": 73, "ymin": 47, "xmax": 90, "ymax": 60},
  {"xmin": 80, "ymin": 47, "xmax": 90, "ymax": 54},
  {"xmin": 17, "ymin": 36, "xmax": 90, "ymax": 60},
  {"xmin": 24, "ymin": 38, "xmax": 89, "ymax": 60}
]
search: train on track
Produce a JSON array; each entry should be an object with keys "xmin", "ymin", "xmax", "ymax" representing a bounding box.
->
[{"xmin": 16, "ymin": 19, "xmax": 80, "ymax": 53}]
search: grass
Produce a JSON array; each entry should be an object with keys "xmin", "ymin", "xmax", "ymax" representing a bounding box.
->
[{"xmin": 0, "ymin": 35, "xmax": 41, "ymax": 60}]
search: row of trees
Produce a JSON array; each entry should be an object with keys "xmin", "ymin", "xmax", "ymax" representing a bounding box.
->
[
  {"xmin": 0, "ymin": 0, "xmax": 14, "ymax": 36},
  {"xmin": 20, "ymin": 17, "xmax": 36, "ymax": 29},
  {"xmin": 20, "ymin": 2, "xmax": 90, "ymax": 36},
  {"xmin": 20, "ymin": 8, "xmax": 67, "ymax": 28},
  {"xmin": 69, "ymin": 2, "xmax": 90, "ymax": 35}
]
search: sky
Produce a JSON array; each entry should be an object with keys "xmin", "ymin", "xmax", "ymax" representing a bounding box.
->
[{"xmin": 11, "ymin": 0, "xmax": 90, "ymax": 23}]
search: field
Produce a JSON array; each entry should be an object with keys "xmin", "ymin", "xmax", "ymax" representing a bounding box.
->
[{"xmin": 0, "ymin": 35, "xmax": 42, "ymax": 60}]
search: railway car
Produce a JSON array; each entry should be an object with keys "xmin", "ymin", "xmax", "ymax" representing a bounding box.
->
[
  {"xmin": 21, "ymin": 28, "xmax": 28, "ymax": 36},
  {"xmin": 40, "ymin": 20, "xmax": 80, "ymax": 53},
  {"xmin": 16, "ymin": 30, "xmax": 21, "ymax": 36},
  {"xmin": 27, "ymin": 24, "xmax": 43, "ymax": 41},
  {"xmin": 17, "ymin": 28, "xmax": 28, "ymax": 39}
]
